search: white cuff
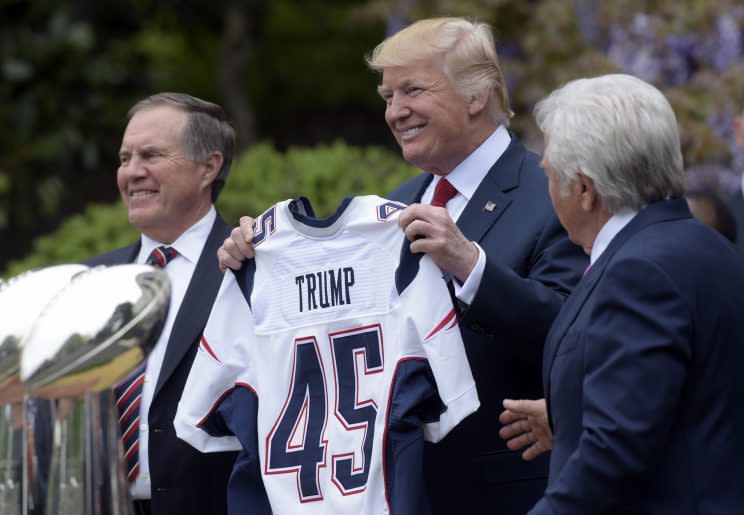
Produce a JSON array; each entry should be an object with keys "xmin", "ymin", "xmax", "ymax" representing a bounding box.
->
[
  {"xmin": 453, "ymin": 242, "xmax": 485, "ymax": 306},
  {"xmin": 423, "ymin": 385, "xmax": 480, "ymax": 443}
]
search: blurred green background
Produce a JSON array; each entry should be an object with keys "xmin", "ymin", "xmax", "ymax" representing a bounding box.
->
[{"xmin": 2, "ymin": 0, "xmax": 743, "ymax": 275}]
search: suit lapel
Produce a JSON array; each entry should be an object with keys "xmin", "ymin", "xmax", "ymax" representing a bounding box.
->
[
  {"xmin": 456, "ymin": 137, "xmax": 523, "ymax": 243},
  {"xmin": 402, "ymin": 173, "xmax": 433, "ymax": 204},
  {"xmin": 456, "ymin": 186, "xmax": 511, "ymax": 244},
  {"xmin": 84, "ymin": 242, "xmax": 140, "ymax": 267},
  {"xmin": 153, "ymin": 215, "xmax": 231, "ymax": 398},
  {"xmin": 542, "ymin": 267, "xmax": 602, "ymax": 426},
  {"xmin": 116, "ymin": 244, "xmax": 141, "ymax": 264}
]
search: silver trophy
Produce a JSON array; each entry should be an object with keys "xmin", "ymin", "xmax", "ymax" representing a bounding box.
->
[
  {"xmin": 0, "ymin": 264, "xmax": 90, "ymax": 515},
  {"xmin": 18, "ymin": 264, "xmax": 170, "ymax": 515}
]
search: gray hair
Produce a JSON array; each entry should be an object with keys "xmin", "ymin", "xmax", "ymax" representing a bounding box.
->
[
  {"xmin": 366, "ymin": 17, "xmax": 513, "ymax": 127},
  {"xmin": 534, "ymin": 74, "xmax": 685, "ymax": 213},
  {"xmin": 129, "ymin": 92, "xmax": 235, "ymax": 202}
]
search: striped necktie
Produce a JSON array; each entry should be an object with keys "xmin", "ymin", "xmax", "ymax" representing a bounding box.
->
[
  {"xmin": 114, "ymin": 363, "xmax": 147, "ymax": 482},
  {"xmin": 114, "ymin": 245, "xmax": 178, "ymax": 482},
  {"xmin": 145, "ymin": 245, "xmax": 179, "ymax": 268}
]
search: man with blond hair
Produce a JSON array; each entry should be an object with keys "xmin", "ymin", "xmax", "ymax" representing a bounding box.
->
[
  {"xmin": 368, "ymin": 17, "xmax": 585, "ymax": 514},
  {"xmin": 217, "ymin": 18, "xmax": 585, "ymax": 514}
]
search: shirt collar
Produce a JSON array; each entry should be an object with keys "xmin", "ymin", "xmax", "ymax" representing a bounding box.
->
[
  {"xmin": 436, "ymin": 125, "xmax": 511, "ymax": 201},
  {"xmin": 140, "ymin": 206, "xmax": 216, "ymax": 265},
  {"xmin": 590, "ymin": 207, "xmax": 639, "ymax": 266}
]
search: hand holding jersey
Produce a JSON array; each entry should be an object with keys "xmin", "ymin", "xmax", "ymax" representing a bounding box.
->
[
  {"xmin": 176, "ymin": 195, "xmax": 479, "ymax": 514},
  {"xmin": 217, "ymin": 215, "xmax": 256, "ymax": 272},
  {"xmin": 397, "ymin": 203, "xmax": 479, "ymax": 283}
]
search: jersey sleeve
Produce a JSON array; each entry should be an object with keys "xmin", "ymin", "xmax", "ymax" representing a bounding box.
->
[
  {"xmin": 406, "ymin": 255, "xmax": 480, "ymax": 442},
  {"xmin": 174, "ymin": 270, "xmax": 255, "ymax": 453}
]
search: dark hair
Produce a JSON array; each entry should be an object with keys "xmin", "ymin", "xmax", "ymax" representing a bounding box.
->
[
  {"xmin": 129, "ymin": 92, "xmax": 236, "ymax": 202},
  {"xmin": 686, "ymin": 189, "xmax": 737, "ymax": 243}
]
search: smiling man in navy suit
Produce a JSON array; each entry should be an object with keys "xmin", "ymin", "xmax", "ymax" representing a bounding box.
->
[
  {"xmin": 501, "ymin": 74, "xmax": 744, "ymax": 514},
  {"xmin": 218, "ymin": 17, "xmax": 586, "ymax": 515},
  {"xmin": 86, "ymin": 93, "xmax": 237, "ymax": 515},
  {"xmin": 367, "ymin": 18, "xmax": 586, "ymax": 515}
]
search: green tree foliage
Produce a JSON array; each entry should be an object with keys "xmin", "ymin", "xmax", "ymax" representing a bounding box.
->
[
  {"xmin": 0, "ymin": 0, "xmax": 162, "ymax": 267},
  {"xmin": 4, "ymin": 203, "xmax": 137, "ymax": 276},
  {"xmin": 243, "ymin": 0, "xmax": 390, "ymax": 148},
  {"xmin": 219, "ymin": 141, "xmax": 417, "ymax": 219},
  {"xmin": 5, "ymin": 0, "xmax": 742, "ymax": 273},
  {"xmin": 0, "ymin": 0, "xmax": 389, "ymax": 270},
  {"xmin": 4, "ymin": 142, "xmax": 417, "ymax": 277}
]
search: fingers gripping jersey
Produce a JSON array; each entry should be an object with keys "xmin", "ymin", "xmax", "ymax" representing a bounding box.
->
[{"xmin": 175, "ymin": 196, "xmax": 479, "ymax": 515}]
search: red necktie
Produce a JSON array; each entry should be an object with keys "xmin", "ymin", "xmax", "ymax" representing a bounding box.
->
[
  {"xmin": 431, "ymin": 178, "xmax": 458, "ymax": 208},
  {"xmin": 115, "ymin": 245, "xmax": 178, "ymax": 482}
]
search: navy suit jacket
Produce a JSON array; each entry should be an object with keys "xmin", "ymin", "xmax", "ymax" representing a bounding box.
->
[
  {"xmin": 726, "ymin": 189, "xmax": 744, "ymax": 251},
  {"xmin": 85, "ymin": 214, "xmax": 237, "ymax": 515},
  {"xmin": 534, "ymin": 198, "xmax": 744, "ymax": 514},
  {"xmin": 387, "ymin": 135, "xmax": 586, "ymax": 515}
]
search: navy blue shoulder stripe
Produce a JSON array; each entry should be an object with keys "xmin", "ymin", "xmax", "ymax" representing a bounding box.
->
[
  {"xmin": 235, "ymin": 258, "xmax": 257, "ymax": 309},
  {"xmin": 395, "ymin": 237, "xmax": 424, "ymax": 295}
]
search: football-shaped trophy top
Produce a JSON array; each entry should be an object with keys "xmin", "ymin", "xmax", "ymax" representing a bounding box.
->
[{"xmin": 20, "ymin": 264, "xmax": 171, "ymax": 396}]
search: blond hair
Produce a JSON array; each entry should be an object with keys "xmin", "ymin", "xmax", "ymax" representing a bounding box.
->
[{"xmin": 367, "ymin": 17, "xmax": 513, "ymax": 126}]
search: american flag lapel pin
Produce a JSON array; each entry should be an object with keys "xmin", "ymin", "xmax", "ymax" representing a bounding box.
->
[{"xmin": 484, "ymin": 201, "xmax": 496, "ymax": 212}]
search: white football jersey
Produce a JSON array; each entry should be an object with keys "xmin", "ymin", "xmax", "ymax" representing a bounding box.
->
[{"xmin": 175, "ymin": 195, "xmax": 479, "ymax": 514}]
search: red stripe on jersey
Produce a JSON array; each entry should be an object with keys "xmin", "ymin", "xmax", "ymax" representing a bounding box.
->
[
  {"xmin": 200, "ymin": 335, "xmax": 222, "ymax": 364},
  {"xmin": 424, "ymin": 308, "xmax": 456, "ymax": 341},
  {"xmin": 445, "ymin": 315, "xmax": 458, "ymax": 331},
  {"xmin": 196, "ymin": 382, "xmax": 259, "ymax": 429},
  {"xmin": 383, "ymin": 357, "xmax": 428, "ymax": 511}
]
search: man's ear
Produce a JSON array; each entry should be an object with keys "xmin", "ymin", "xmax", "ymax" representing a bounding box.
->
[
  {"xmin": 468, "ymin": 88, "xmax": 490, "ymax": 117},
  {"xmin": 200, "ymin": 151, "xmax": 223, "ymax": 186},
  {"xmin": 577, "ymin": 172, "xmax": 597, "ymax": 212}
]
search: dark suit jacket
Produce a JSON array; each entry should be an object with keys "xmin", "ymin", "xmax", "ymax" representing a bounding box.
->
[
  {"xmin": 535, "ymin": 198, "xmax": 744, "ymax": 514},
  {"xmin": 726, "ymin": 189, "xmax": 744, "ymax": 251},
  {"xmin": 85, "ymin": 214, "xmax": 237, "ymax": 515},
  {"xmin": 387, "ymin": 135, "xmax": 586, "ymax": 515}
]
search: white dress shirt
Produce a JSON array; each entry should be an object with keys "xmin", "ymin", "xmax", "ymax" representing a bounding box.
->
[
  {"xmin": 419, "ymin": 124, "xmax": 511, "ymax": 304},
  {"xmin": 589, "ymin": 207, "xmax": 639, "ymax": 266},
  {"xmin": 129, "ymin": 206, "xmax": 216, "ymax": 499}
]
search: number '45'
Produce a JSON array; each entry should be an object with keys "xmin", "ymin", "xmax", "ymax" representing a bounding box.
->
[{"xmin": 265, "ymin": 325, "xmax": 384, "ymax": 502}]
